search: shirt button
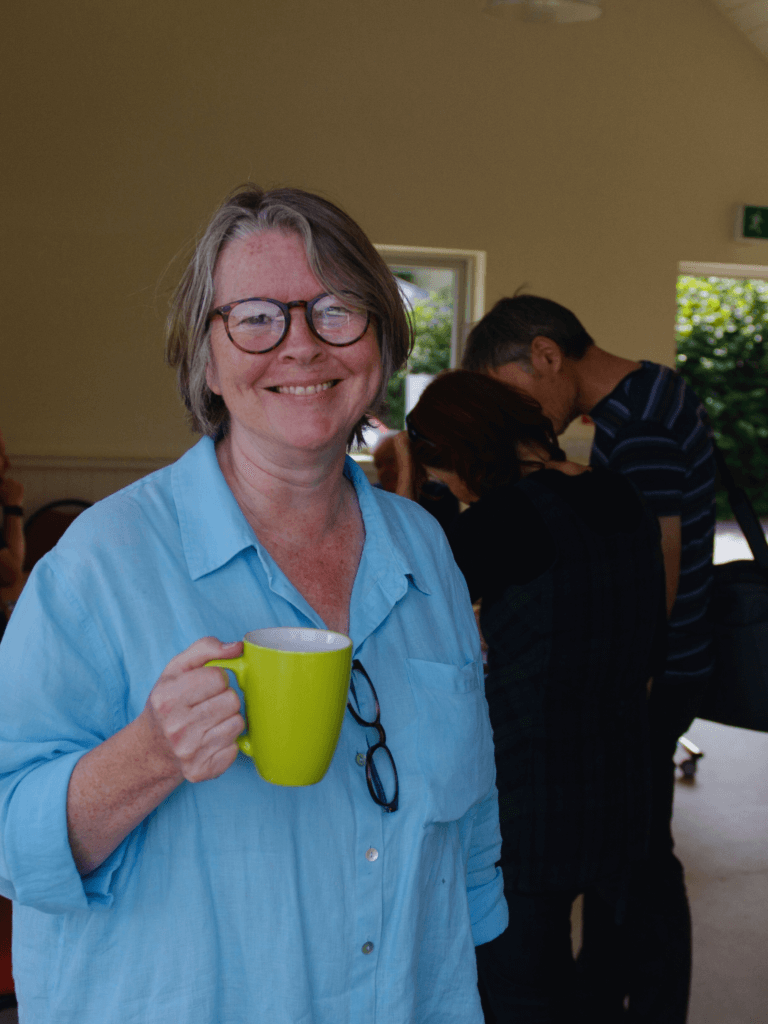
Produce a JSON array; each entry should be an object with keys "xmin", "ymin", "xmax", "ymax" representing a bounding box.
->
[
  {"xmin": 355, "ymin": 753, "xmax": 366, "ymax": 767},
  {"xmin": 362, "ymin": 942, "xmax": 374, "ymax": 955},
  {"xmin": 365, "ymin": 847, "xmax": 379, "ymax": 862}
]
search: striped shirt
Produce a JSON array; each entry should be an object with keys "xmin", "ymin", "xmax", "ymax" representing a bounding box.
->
[{"xmin": 590, "ymin": 361, "xmax": 716, "ymax": 685}]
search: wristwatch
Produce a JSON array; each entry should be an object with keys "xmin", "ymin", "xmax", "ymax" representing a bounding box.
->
[{"xmin": 2, "ymin": 506, "xmax": 23, "ymax": 516}]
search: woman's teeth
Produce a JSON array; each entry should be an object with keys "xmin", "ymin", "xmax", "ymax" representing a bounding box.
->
[{"xmin": 274, "ymin": 381, "xmax": 335, "ymax": 395}]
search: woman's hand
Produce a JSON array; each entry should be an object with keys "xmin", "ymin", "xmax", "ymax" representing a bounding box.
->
[
  {"xmin": 67, "ymin": 637, "xmax": 245, "ymax": 875},
  {"xmin": 0, "ymin": 476, "xmax": 24, "ymax": 507},
  {"xmin": 143, "ymin": 637, "xmax": 246, "ymax": 784}
]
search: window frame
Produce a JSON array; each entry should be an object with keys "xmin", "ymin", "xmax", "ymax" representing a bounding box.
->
[
  {"xmin": 678, "ymin": 260, "xmax": 768, "ymax": 282},
  {"xmin": 375, "ymin": 244, "xmax": 486, "ymax": 366}
]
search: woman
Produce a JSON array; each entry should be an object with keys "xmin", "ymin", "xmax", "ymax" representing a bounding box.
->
[
  {"xmin": 0, "ymin": 187, "xmax": 506, "ymax": 1023},
  {"xmin": 398, "ymin": 370, "xmax": 667, "ymax": 1023}
]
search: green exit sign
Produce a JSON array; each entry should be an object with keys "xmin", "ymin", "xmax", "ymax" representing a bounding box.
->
[{"xmin": 737, "ymin": 205, "xmax": 768, "ymax": 241}]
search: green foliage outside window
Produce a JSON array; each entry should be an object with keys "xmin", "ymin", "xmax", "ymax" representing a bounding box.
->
[
  {"xmin": 385, "ymin": 286, "xmax": 453, "ymax": 429},
  {"xmin": 675, "ymin": 276, "xmax": 768, "ymax": 518}
]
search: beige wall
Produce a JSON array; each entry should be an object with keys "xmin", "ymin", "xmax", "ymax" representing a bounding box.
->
[{"xmin": 2, "ymin": 0, "xmax": 768, "ymax": 467}]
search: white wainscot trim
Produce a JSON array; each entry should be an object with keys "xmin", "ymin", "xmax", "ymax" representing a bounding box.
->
[{"xmin": 10, "ymin": 454, "xmax": 177, "ymax": 516}]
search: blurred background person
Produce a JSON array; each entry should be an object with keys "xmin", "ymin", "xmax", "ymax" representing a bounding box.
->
[
  {"xmin": 397, "ymin": 370, "xmax": 667, "ymax": 1023},
  {"xmin": 463, "ymin": 294, "xmax": 716, "ymax": 1022},
  {"xmin": 373, "ymin": 430, "xmax": 460, "ymax": 532}
]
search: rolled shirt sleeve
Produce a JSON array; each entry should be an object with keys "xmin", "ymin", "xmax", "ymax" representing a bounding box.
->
[
  {"xmin": 463, "ymin": 784, "xmax": 507, "ymax": 946},
  {"xmin": 0, "ymin": 559, "xmax": 134, "ymax": 911}
]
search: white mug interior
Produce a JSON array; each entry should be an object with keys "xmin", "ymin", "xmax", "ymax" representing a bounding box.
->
[{"xmin": 244, "ymin": 626, "xmax": 352, "ymax": 655}]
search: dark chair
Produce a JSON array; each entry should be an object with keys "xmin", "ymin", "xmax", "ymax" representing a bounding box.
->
[
  {"xmin": 0, "ymin": 895, "xmax": 15, "ymax": 1010},
  {"xmin": 22, "ymin": 499, "xmax": 92, "ymax": 573}
]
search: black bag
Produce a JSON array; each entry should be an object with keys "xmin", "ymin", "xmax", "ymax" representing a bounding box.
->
[{"xmin": 698, "ymin": 447, "xmax": 768, "ymax": 732}]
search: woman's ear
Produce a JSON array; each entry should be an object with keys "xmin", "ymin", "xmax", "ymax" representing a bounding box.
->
[
  {"xmin": 206, "ymin": 358, "xmax": 222, "ymax": 396},
  {"xmin": 529, "ymin": 335, "xmax": 563, "ymax": 377}
]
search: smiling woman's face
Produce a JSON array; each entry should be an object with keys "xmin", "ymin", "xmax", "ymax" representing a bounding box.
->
[{"xmin": 206, "ymin": 230, "xmax": 382, "ymax": 463}]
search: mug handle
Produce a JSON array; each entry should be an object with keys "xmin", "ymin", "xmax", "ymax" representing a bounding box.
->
[{"xmin": 205, "ymin": 656, "xmax": 253, "ymax": 759}]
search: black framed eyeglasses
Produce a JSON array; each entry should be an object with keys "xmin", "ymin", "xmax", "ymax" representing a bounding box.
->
[
  {"xmin": 405, "ymin": 412, "xmax": 438, "ymax": 451},
  {"xmin": 209, "ymin": 292, "xmax": 371, "ymax": 354},
  {"xmin": 347, "ymin": 659, "xmax": 399, "ymax": 813}
]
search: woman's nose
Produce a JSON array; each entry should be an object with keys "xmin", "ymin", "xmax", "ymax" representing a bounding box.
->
[{"xmin": 278, "ymin": 310, "xmax": 324, "ymax": 361}]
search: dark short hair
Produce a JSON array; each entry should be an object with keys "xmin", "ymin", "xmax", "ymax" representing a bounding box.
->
[
  {"xmin": 407, "ymin": 369, "xmax": 564, "ymax": 499},
  {"xmin": 462, "ymin": 293, "xmax": 594, "ymax": 371},
  {"xmin": 166, "ymin": 184, "xmax": 413, "ymax": 444}
]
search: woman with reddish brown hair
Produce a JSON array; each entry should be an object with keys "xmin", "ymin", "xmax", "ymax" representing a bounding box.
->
[
  {"xmin": 402, "ymin": 367, "xmax": 567, "ymax": 502},
  {"xmin": 398, "ymin": 370, "xmax": 668, "ymax": 1024}
]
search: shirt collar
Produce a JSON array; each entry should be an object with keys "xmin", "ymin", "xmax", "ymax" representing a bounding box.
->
[
  {"xmin": 345, "ymin": 456, "xmax": 432, "ymax": 598},
  {"xmin": 172, "ymin": 437, "xmax": 431, "ymax": 597},
  {"xmin": 172, "ymin": 437, "xmax": 260, "ymax": 581}
]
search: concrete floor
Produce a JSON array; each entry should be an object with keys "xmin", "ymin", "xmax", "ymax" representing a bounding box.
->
[
  {"xmin": 680, "ymin": 522, "xmax": 768, "ymax": 1023},
  {"xmin": 712, "ymin": 520, "xmax": 765, "ymax": 566},
  {"xmin": 675, "ymin": 717, "xmax": 768, "ymax": 1024}
]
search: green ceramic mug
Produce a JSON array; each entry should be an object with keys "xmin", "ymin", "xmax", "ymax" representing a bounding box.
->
[{"xmin": 206, "ymin": 626, "xmax": 353, "ymax": 786}]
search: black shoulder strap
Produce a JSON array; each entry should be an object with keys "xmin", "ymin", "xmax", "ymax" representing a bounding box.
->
[{"xmin": 713, "ymin": 443, "xmax": 768, "ymax": 572}]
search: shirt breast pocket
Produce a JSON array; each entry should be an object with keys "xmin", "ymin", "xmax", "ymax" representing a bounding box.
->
[{"xmin": 406, "ymin": 657, "xmax": 494, "ymax": 824}]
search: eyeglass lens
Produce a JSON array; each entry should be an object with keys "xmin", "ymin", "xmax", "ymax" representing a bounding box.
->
[
  {"xmin": 348, "ymin": 662, "xmax": 399, "ymax": 813},
  {"xmin": 226, "ymin": 295, "xmax": 368, "ymax": 352},
  {"xmin": 367, "ymin": 743, "xmax": 398, "ymax": 811}
]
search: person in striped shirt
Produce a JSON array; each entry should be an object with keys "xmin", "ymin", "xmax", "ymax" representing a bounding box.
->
[{"xmin": 462, "ymin": 293, "xmax": 715, "ymax": 1024}]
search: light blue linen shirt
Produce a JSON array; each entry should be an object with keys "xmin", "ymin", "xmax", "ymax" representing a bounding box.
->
[{"xmin": 0, "ymin": 437, "xmax": 506, "ymax": 1024}]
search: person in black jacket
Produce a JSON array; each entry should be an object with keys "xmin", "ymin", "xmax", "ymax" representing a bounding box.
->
[
  {"xmin": 396, "ymin": 370, "xmax": 667, "ymax": 1023},
  {"xmin": 462, "ymin": 295, "xmax": 716, "ymax": 1023}
]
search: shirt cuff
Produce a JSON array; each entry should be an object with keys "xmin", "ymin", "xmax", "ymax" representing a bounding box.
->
[
  {"xmin": 3, "ymin": 749, "xmax": 128, "ymax": 913},
  {"xmin": 469, "ymin": 865, "xmax": 508, "ymax": 946}
]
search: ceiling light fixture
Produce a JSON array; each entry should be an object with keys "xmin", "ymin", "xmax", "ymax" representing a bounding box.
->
[{"xmin": 486, "ymin": 0, "xmax": 602, "ymax": 24}]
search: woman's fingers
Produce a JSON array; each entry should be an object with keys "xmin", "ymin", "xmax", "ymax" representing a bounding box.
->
[
  {"xmin": 144, "ymin": 637, "xmax": 246, "ymax": 782},
  {"xmin": 163, "ymin": 636, "xmax": 243, "ymax": 677},
  {"xmin": 164, "ymin": 688, "xmax": 243, "ymax": 758},
  {"xmin": 153, "ymin": 665, "xmax": 236, "ymax": 715},
  {"xmin": 183, "ymin": 709, "xmax": 246, "ymax": 783},
  {"xmin": 153, "ymin": 637, "xmax": 242, "ymax": 709}
]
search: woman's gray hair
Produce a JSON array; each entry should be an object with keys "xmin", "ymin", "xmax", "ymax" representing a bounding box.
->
[{"xmin": 166, "ymin": 184, "xmax": 413, "ymax": 445}]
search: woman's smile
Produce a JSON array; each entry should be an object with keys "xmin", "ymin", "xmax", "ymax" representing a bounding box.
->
[{"xmin": 267, "ymin": 379, "xmax": 338, "ymax": 396}]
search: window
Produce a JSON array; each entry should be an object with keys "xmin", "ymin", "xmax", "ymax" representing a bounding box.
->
[
  {"xmin": 676, "ymin": 260, "xmax": 768, "ymax": 560},
  {"xmin": 375, "ymin": 245, "xmax": 486, "ymax": 431}
]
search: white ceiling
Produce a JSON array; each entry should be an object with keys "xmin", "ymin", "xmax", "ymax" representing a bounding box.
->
[{"xmin": 710, "ymin": 0, "xmax": 768, "ymax": 61}]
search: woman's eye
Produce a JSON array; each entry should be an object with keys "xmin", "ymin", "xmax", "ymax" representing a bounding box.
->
[
  {"xmin": 316, "ymin": 295, "xmax": 365, "ymax": 315},
  {"xmin": 236, "ymin": 313, "xmax": 282, "ymax": 329}
]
